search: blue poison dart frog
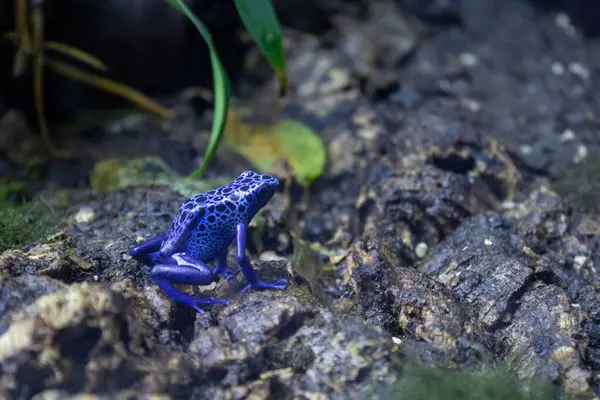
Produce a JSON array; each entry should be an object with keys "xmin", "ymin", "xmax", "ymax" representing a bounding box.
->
[{"xmin": 129, "ymin": 171, "xmax": 288, "ymax": 313}]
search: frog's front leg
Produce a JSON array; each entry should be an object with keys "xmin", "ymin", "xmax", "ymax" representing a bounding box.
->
[
  {"xmin": 235, "ymin": 223, "xmax": 288, "ymax": 292},
  {"xmin": 129, "ymin": 234, "xmax": 167, "ymax": 266},
  {"xmin": 150, "ymin": 253, "xmax": 229, "ymax": 313}
]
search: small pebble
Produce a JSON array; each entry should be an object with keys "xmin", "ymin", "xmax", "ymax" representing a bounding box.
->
[
  {"xmin": 501, "ymin": 201, "xmax": 516, "ymax": 209},
  {"xmin": 555, "ymin": 13, "xmax": 570, "ymax": 29},
  {"xmin": 520, "ymin": 145, "xmax": 533, "ymax": 155},
  {"xmin": 573, "ymin": 144, "xmax": 588, "ymax": 164},
  {"xmin": 551, "ymin": 62, "xmax": 564, "ymax": 76},
  {"xmin": 415, "ymin": 242, "xmax": 428, "ymax": 259},
  {"xmin": 559, "ymin": 128, "xmax": 575, "ymax": 142},
  {"xmin": 462, "ymin": 98, "xmax": 481, "ymax": 112},
  {"xmin": 573, "ymin": 255, "xmax": 587, "ymax": 268},
  {"xmin": 74, "ymin": 207, "xmax": 96, "ymax": 224},
  {"xmin": 260, "ymin": 251, "xmax": 287, "ymax": 261},
  {"xmin": 568, "ymin": 62, "xmax": 590, "ymax": 80},
  {"xmin": 460, "ymin": 52, "xmax": 479, "ymax": 68},
  {"xmin": 555, "ymin": 13, "xmax": 577, "ymax": 37}
]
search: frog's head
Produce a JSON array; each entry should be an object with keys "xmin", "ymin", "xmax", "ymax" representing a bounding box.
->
[{"xmin": 234, "ymin": 170, "xmax": 279, "ymax": 211}]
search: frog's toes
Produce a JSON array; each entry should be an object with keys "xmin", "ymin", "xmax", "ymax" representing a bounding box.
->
[
  {"xmin": 196, "ymin": 296, "xmax": 230, "ymax": 305},
  {"xmin": 271, "ymin": 278, "xmax": 288, "ymax": 288},
  {"xmin": 241, "ymin": 278, "xmax": 289, "ymax": 293},
  {"xmin": 222, "ymin": 267, "xmax": 240, "ymax": 280},
  {"xmin": 184, "ymin": 296, "xmax": 229, "ymax": 314}
]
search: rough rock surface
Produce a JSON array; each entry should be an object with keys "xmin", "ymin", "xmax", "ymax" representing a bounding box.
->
[{"xmin": 2, "ymin": 0, "xmax": 600, "ymax": 399}]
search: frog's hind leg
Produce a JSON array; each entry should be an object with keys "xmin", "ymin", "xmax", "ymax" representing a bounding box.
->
[
  {"xmin": 129, "ymin": 234, "xmax": 167, "ymax": 265},
  {"xmin": 150, "ymin": 253, "xmax": 229, "ymax": 313},
  {"xmin": 235, "ymin": 223, "xmax": 288, "ymax": 292}
]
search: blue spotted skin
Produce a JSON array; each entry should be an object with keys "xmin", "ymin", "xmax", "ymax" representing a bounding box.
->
[
  {"xmin": 161, "ymin": 171, "xmax": 278, "ymax": 261},
  {"xmin": 129, "ymin": 171, "xmax": 288, "ymax": 313}
]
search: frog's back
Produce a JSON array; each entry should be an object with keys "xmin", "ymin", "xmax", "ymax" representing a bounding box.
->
[{"xmin": 160, "ymin": 171, "xmax": 278, "ymax": 262}]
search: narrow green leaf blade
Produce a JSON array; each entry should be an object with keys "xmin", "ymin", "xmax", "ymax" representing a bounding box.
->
[
  {"xmin": 233, "ymin": 0, "xmax": 287, "ymax": 96},
  {"xmin": 166, "ymin": 0, "xmax": 231, "ymax": 177}
]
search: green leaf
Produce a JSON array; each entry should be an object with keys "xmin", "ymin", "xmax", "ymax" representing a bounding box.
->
[
  {"xmin": 233, "ymin": 0, "xmax": 287, "ymax": 96},
  {"xmin": 290, "ymin": 231, "xmax": 330, "ymax": 305},
  {"xmin": 224, "ymin": 115, "xmax": 326, "ymax": 187},
  {"xmin": 89, "ymin": 156, "xmax": 227, "ymax": 198},
  {"xmin": 166, "ymin": 0, "xmax": 231, "ymax": 178}
]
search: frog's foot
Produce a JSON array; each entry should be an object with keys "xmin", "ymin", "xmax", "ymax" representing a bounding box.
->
[
  {"xmin": 214, "ymin": 254, "xmax": 240, "ymax": 281},
  {"xmin": 221, "ymin": 267, "xmax": 240, "ymax": 280},
  {"xmin": 181, "ymin": 295, "xmax": 230, "ymax": 314},
  {"xmin": 241, "ymin": 278, "xmax": 288, "ymax": 293},
  {"xmin": 129, "ymin": 234, "xmax": 167, "ymax": 266},
  {"xmin": 235, "ymin": 223, "xmax": 289, "ymax": 293}
]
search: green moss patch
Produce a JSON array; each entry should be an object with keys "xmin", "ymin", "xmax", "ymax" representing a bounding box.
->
[
  {"xmin": 0, "ymin": 201, "xmax": 59, "ymax": 253},
  {"xmin": 382, "ymin": 363, "xmax": 556, "ymax": 400}
]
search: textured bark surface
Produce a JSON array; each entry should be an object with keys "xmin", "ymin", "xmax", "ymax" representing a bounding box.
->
[{"xmin": 2, "ymin": 0, "xmax": 600, "ymax": 399}]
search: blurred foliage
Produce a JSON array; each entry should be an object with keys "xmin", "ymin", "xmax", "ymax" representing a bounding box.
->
[
  {"xmin": 290, "ymin": 231, "xmax": 333, "ymax": 305},
  {"xmin": 166, "ymin": 0, "xmax": 287, "ymax": 178},
  {"xmin": 4, "ymin": 0, "xmax": 291, "ymax": 179},
  {"xmin": 224, "ymin": 111, "xmax": 326, "ymax": 187},
  {"xmin": 3, "ymin": 0, "xmax": 173, "ymax": 157},
  {"xmin": 233, "ymin": 0, "xmax": 287, "ymax": 96},
  {"xmin": 90, "ymin": 156, "xmax": 228, "ymax": 198},
  {"xmin": 167, "ymin": 0, "xmax": 231, "ymax": 178}
]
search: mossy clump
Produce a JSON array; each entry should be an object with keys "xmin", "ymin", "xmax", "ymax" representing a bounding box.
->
[
  {"xmin": 383, "ymin": 362, "xmax": 556, "ymax": 400},
  {"xmin": 552, "ymin": 150, "xmax": 600, "ymax": 211},
  {"xmin": 0, "ymin": 200, "xmax": 59, "ymax": 253}
]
